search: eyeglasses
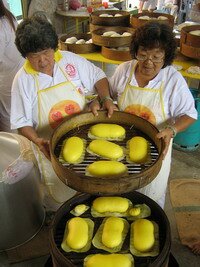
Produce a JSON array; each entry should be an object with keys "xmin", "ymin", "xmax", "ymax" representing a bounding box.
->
[{"xmin": 136, "ymin": 54, "xmax": 164, "ymax": 63}]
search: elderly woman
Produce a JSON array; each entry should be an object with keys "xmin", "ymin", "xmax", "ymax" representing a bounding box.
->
[
  {"xmin": 109, "ymin": 22, "xmax": 197, "ymax": 208},
  {"xmin": 10, "ymin": 17, "xmax": 116, "ymax": 210}
]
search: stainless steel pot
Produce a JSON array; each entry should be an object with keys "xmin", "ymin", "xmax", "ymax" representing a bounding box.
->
[{"xmin": 0, "ymin": 132, "xmax": 45, "ymax": 250}]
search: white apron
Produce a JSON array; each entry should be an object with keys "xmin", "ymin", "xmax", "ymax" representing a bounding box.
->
[
  {"xmin": 118, "ymin": 62, "xmax": 172, "ymax": 205},
  {"xmin": 33, "ymin": 64, "xmax": 85, "ymax": 210}
]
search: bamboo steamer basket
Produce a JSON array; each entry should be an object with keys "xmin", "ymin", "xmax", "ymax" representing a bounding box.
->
[
  {"xmin": 50, "ymin": 111, "xmax": 164, "ymax": 195},
  {"xmin": 90, "ymin": 10, "xmax": 130, "ymax": 27},
  {"xmin": 101, "ymin": 46, "xmax": 132, "ymax": 61},
  {"xmin": 49, "ymin": 191, "xmax": 171, "ymax": 267},
  {"xmin": 89, "ymin": 23, "xmax": 118, "ymax": 32},
  {"xmin": 180, "ymin": 25, "xmax": 200, "ymax": 59},
  {"xmin": 59, "ymin": 33, "xmax": 99, "ymax": 54},
  {"xmin": 131, "ymin": 12, "xmax": 174, "ymax": 28},
  {"xmin": 92, "ymin": 27, "xmax": 135, "ymax": 47}
]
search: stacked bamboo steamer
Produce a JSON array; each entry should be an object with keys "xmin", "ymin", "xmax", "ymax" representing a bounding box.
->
[
  {"xmin": 90, "ymin": 10, "xmax": 134, "ymax": 61},
  {"xmin": 59, "ymin": 33, "xmax": 99, "ymax": 54},
  {"xmin": 180, "ymin": 25, "xmax": 200, "ymax": 59},
  {"xmin": 90, "ymin": 10, "xmax": 130, "ymax": 30},
  {"xmin": 131, "ymin": 12, "xmax": 174, "ymax": 29}
]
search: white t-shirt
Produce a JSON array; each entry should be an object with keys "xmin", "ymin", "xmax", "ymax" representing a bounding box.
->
[
  {"xmin": 10, "ymin": 50, "xmax": 106, "ymax": 129},
  {"xmin": 109, "ymin": 60, "xmax": 197, "ymax": 122},
  {"xmin": 0, "ymin": 17, "xmax": 23, "ymax": 79}
]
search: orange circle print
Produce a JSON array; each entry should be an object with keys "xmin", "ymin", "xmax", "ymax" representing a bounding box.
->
[
  {"xmin": 49, "ymin": 100, "xmax": 81, "ymax": 129},
  {"xmin": 124, "ymin": 104, "xmax": 156, "ymax": 125}
]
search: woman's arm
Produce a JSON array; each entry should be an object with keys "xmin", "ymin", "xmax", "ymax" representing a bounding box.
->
[
  {"xmin": 88, "ymin": 77, "xmax": 118, "ymax": 118},
  {"xmin": 18, "ymin": 126, "xmax": 50, "ymax": 160},
  {"xmin": 66, "ymin": 54, "xmax": 118, "ymax": 117},
  {"xmin": 157, "ymin": 115, "xmax": 196, "ymax": 158}
]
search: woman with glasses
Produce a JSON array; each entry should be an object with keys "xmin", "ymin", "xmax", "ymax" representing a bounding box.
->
[{"xmin": 109, "ymin": 22, "xmax": 197, "ymax": 208}]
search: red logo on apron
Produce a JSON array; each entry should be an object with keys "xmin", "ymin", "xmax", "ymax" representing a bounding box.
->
[{"xmin": 65, "ymin": 64, "xmax": 76, "ymax": 78}]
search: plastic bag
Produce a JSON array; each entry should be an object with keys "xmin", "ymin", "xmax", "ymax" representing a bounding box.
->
[
  {"xmin": 0, "ymin": 132, "xmax": 36, "ymax": 184},
  {"xmin": 1, "ymin": 157, "xmax": 34, "ymax": 185}
]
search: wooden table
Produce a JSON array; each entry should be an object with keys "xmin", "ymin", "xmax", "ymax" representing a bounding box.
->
[
  {"xmin": 56, "ymin": 4, "xmax": 120, "ymax": 33},
  {"xmin": 174, "ymin": 51, "xmax": 200, "ymax": 87},
  {"xmin": 79, "ymin": 52, "xmax": 200, "ymax": 87},
  {"xmin": 56, "ymin": 9, "xmax": 90, "ymax": 33}
]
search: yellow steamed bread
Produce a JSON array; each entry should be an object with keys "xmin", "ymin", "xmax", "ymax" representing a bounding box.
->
[
  {"xmin": 84, "ymin": 254, "xmax": 132, "ymax": 267},
  {"xmin": 102, "ymin": 217, "xmax": 124, "ymax": 248},
  {"xmin": 88, "ymin": 140, "xmax": 123, "ymax": 160},
  {"xmin": 132, "ymin": 218, "xmax": 155, "ymax": 252},
  {"xmin": 66, "ymin": 217, "xmax": 88, "ymax": 249},
  {"xmin": 87, "ymin": 160, "xmax": 127, "ymax": 177},
  {"xmin": 93, "ymin": 196, "xmax": 129, "ymax": 213},
  {"xmin": 89, "ymin": 123, "xmax": 125, "ymax": 139},
  {"xmin": 62, "ymin": 136, "xmax": 84, "ymax": 163},
  {"xmin": 129, "ymin": 136, "xmax": 148, "ymax": 163}
]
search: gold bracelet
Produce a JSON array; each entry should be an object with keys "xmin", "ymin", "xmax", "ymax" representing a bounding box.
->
[{"xmin": 165, "ymin": 125, "xmax": 177, "ymax": 138}]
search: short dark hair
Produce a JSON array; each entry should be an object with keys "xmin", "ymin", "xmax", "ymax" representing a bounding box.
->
[
  {"xmin": 15, "ymin": 17, "xmax": 58, "ymax": 58},
  {"xmin": 130, "ymin": 22, "xmax": 177, "ymax": 68}
]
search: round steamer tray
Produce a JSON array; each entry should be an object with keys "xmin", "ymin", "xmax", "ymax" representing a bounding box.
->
[
  {"xmin": 180, "ymin": 25, "xmax": 200, "ymax": 59},
  {"xmin": 90, "ymin": 10, "xmax": 130, "ymax": 27},
  {"xmin": 59, "ymin": 33, "xmax": 99, "ymax": 54},
  {"xmin": 92, "ymin": 27, "xmax": 135, "ymax": 48},
  {"xmin": 49, "ymin": 191, "xmax": 171, "ymax": 267},
  {"xmin": 101, "ymin": 46, "xmax": 132, "ymax": 61},
  {"xmin": 89, "ymin": 23, "xmax": 121, "ymax": 33},
  {"xmin": 50, "ymin": 111, "xmax": 164, "ymax": 195},
  {"xmin": 131, "ymin": 12, "xmax": 174, "ymax": 28}
]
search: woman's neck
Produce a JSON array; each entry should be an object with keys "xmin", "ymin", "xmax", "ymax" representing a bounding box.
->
[
  {"xmin": 135, "ymin": 65, "xmax": 151, "ymax": 87},
  {"xmin": 41, "ymin": 64, "xmax": 54, "ymax": 77},
  {"xmin": 44, "ymin": 69, "xmax": 53, "ymax": 77},
  {"xmin": 135, "ymin": 64, "xmax": 159, "ymax": 87}
]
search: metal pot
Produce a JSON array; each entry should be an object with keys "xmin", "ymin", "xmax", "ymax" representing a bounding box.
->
[{"xmin": 0, "ymin": 132, "xmax": 45, "ymax": 250}]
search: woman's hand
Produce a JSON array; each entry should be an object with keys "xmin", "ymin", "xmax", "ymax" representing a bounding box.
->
[
  {"xmin": 88, "ymin": 98, "xmax": 101, "ymax": 116},
  {"xmin": 18, "ymin": 126, "xmax": 51, "ymax": 160},
  {"xmin": 94, "ymin": 77, "xmax": 118, "ymax": 117},
  {"xmin": 102, "ymin": 99, "xmax": 119, "ymax": 118},
  {"xmin": 157, "ymin": 115, "xmax": 196, "ymax": 159},
  {"xmin": 88, "ymin": 98, "xmax": 118, "ymax": 118},
  {"xmin": 34, "ymin": 137, "xmax": 50, "ymax": 160},
  {"xmin": 156, "ymin": 127, "xmax": 174, "ymax": 159}
]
